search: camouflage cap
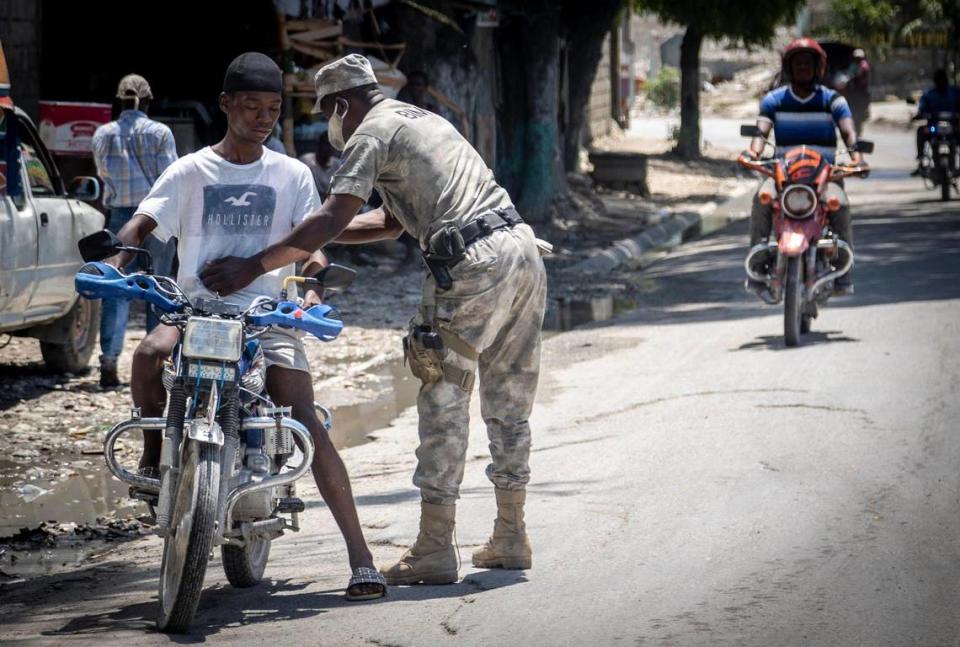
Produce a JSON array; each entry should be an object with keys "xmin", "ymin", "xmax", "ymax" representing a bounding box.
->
[
  {"xmin": 312, "ymin": 54, "xmax": 377, "ymax": 113},
  {"xmin": 116, "ymin": 74, "xmax": 152, "ymax": 100}
]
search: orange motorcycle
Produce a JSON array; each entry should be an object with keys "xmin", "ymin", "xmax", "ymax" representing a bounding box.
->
[{"xmin": 738, "ymin": 132, "xmax": 871, "ymax": 346}]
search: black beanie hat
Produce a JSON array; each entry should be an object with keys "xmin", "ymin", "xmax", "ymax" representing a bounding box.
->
[{"xmin": 223, "ymin": 52, "xmax": 282, "ymax": 94}]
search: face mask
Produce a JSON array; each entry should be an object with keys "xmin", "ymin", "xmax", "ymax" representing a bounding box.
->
[{"xmin": 328, "ymin": 100, "xmax": 349, "ymax": 150}]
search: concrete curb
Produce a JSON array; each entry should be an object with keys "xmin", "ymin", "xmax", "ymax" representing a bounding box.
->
[{"xmin": 565, "ymin": 182, "xmax": 753, "ymax": 276}]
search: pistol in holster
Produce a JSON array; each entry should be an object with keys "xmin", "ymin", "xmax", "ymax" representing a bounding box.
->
[
  {"xmin": 422, "ymin": 224, "xmax": 466, "ymax": 292},
  {"xmin": 402, "ymin": 322, "xmax": 446, "ymax": 384},
  {"xmin": 402, "ymin": 319, "xmax": 476, "ymax": 391}
]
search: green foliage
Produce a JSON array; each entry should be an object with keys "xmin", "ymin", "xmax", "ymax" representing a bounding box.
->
[
  {"xmin": 822, "ymin": 0, "xmax": 957, "ymax": 54},
  {"xmin": 629, "ymin": 0, "xmax": 806, "ymax": 44},
  {"xmin": 646, "ymin": 66, "xmax": 680, "ymax": 108}
]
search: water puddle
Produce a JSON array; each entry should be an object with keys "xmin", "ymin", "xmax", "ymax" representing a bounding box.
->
[
  {"xmin": 0, "ymin": 458, "xmax": 140, "ymax": 538},
  {"xmin": 325, "ymin": 355, "xmax": 420, "ymax": 449}
]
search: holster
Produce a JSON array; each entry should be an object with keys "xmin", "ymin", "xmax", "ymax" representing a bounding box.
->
[
  {"xmin": 402, "ymin": 322, "xmax": 445, "ymax": 384},
  {"xmin": 402, "ymin": 319, "xmax": 477, "ymax": 391},
  {"xmin": 422, "ymin": 224, "xmax": 466, "ymax": 292}
]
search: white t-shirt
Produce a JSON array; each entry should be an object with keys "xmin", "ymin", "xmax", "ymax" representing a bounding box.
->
[{"xmin": 137, "ymin": 146, "xmax": 322, "ymax": 308}]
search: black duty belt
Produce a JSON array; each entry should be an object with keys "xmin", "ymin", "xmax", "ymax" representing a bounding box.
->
[
  {"xmin": 458, "ymin": 207, "xmax": 523, "ymax": 248},
  {"xmin": 422, "ymin": 207, "xmax": 523, "ymax": 290}
]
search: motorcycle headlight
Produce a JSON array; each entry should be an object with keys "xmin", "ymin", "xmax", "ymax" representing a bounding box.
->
[
  {"xmin": 781, "ymin": 185, "xmax": 817, "ymax": 219},
  {"xmin": 183, "ymin": 317, "xmax": 243, "ymax": 362}
]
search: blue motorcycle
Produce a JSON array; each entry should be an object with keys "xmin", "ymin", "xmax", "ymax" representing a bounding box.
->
[{"xmin": 75, "ymin": 230, "xmax": 355, "ymax": 633}]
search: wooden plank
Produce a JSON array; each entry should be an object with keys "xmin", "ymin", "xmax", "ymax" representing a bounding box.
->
[
  {"xmin": 289, "ymin": 26, "xmax": 342, "ymax": 43},
  {"xmin": 290, "ymin": 41, "xmax": 338, "ymax": 61},
  {"xmin": 338, "ymin": 37, "xmax": 406, "ymax": 50},
  {"xmin": 285, "ymin": 19, "xmax": 340, "ymax": 32}
]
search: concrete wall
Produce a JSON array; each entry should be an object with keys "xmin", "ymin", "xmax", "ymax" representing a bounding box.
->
[
  {"xmin": 586, "ymin": 33, "xmax": 615, "ymax": 142},
  {"xmin": 0, "ymin": 0, "xmax": 42, "ymax": 119}
]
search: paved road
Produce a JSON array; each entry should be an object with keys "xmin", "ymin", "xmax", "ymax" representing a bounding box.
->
[{"xmin": 3, "ymin": 127, "xmax": 959, "ymax": 646}]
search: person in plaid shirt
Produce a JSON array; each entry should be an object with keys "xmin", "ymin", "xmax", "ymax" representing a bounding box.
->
[{"xmin": 92, "ymin": 74, "xmax": 178, "ymax": 387}]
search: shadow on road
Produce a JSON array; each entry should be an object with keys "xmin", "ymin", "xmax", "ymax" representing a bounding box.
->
[
  {"xmin": 40, "ymin": 578, "xmax": 336, "ymax": 641},
  {"xmin": 733, "ymin": 330, "xmax": 861, "ymax": 351},
  {"xmin": 599, "ymin": 195, "xmax": 960, "ymax": 334},
  {"xmin": 29, "ymin": 567, "xmax": 525, "ymax": 642}
]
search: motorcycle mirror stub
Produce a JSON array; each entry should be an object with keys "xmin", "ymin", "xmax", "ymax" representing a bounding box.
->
[
  {"xmin": 853, "ymin": 140, "xmax": 874, "ymax": 154},
  {"xmin": 741, "ymin": 124, "xmax": 762, "ymax": 138},
  {"xmin": 78, "ymin": 229, "xmax": 124, "ymax": 262},
  {"xmin": 313, "ymin": 263, "xmax": 357, "ymax": 291}
]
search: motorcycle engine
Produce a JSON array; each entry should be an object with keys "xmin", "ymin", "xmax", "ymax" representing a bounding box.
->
[{"xmin": 230, "ymin": 448, "xmax": 277, "ymax": 521}]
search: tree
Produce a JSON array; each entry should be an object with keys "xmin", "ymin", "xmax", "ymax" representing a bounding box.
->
[
  {"xmin": 561, "ymin": 1, "xmax": 627, "ymax": 172},
  {"xmin": 824, "ymin": 0, "xmax": 959, "ymax": 69},
  {"xmin": 632, "ymin": 0, "xmax": 806, "ymax": 158},
  {"xmin": 388, "ymin": 0, "xmax": 623, "ymax": 223},
  {"xmin": 496, "ymin": 0, "xmax": 623, "ymax": 221}
]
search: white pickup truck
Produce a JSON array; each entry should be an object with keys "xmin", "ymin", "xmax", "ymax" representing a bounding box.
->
[{"xmin": 0, "ymin": 103, "xmax": 105, "ymax": 373}]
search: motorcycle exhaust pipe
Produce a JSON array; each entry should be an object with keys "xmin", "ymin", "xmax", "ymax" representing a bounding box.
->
[
  {"xmin": 810, "ymin": 239, "xmax": 854, "ymax": 297},
  {"xmin": 744, "ymin": 242, "xmax": 780, "ymax": 304},
  {"xmin": 744, "ymin": 242, "xmax": 778, "ymax": 282},
  {"xmin": 103, "ymin": 413, "xmax": 166, "ymax": 491}
]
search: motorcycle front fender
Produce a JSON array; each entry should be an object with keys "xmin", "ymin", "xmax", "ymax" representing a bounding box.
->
[{"xmin": 185, "ymin": 419, "xmax": 225, "ymax": 446}]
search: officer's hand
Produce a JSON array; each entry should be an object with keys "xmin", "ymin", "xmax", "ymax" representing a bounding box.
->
[
  {"xmin": 199, "ymin": 256, "xmax": 261, "ymax": 296},
  {"xmin": 303, "ymin": 287, "xmax": 324, "ymax": 309},
  {"xmin": 850, "ymin": 150, "xmax": 863, "ymax": 166},
  {"xmin": 749, "ymin": 148, "xmax": 761, "ymax": 161}
]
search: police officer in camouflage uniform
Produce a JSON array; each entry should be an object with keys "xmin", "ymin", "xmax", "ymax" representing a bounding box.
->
[{"xmin": 200, "ymin": 54, "xmax": 548, "ymax": 584}]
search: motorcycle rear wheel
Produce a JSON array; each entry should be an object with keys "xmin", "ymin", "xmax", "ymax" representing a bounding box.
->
[
  {"xmin": 222, "ymin": 534, "xmax": 271, "ymax": 588},
  {"xmin": 784, "ymin": 256, "xmax": 803, "ymax": 347},
  {"xmin": 157, "ymin": 441, "xmax": 221, "ymax": 634}
]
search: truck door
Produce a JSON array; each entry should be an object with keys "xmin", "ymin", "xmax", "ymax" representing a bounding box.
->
[
  {"xmin": 17, "ymin": 114, "xmax": 77, "ymax": 310},
  {"xmin": 0, "ymin": 109, "xmax": 38, "ymax": 325}
]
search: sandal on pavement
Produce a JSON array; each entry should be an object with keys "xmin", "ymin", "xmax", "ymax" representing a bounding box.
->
[{"xmin": 345, "ymin": 567, "xmax": 387, "ymax": 602}]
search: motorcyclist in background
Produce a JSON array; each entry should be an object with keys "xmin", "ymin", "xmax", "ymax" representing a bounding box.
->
[
  {"xmin": 746, "ymin": 37, "xmax": 864, "ymax": 297},
  {"xmin": 912, "ymin": 69, "xmax": 960, "ymax": 177}
]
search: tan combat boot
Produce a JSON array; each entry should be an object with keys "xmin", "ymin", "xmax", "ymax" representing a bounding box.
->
[
  {"xmin": 472, "ymin": 488, "xmax": 532, "ymax": 569},
  {"xmin": 381, "ymin": 501, "xmax": 458, "ymax": 585}
]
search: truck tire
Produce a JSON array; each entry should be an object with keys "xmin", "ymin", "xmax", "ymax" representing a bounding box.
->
[{"xmin": 39, "ymin": 298, "xmax": 100, "ymax": 374}]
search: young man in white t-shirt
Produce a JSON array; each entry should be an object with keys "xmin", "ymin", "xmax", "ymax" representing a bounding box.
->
[{"xmin": 109, "ymin": 53, "xmax": 385, "ymax": 600}]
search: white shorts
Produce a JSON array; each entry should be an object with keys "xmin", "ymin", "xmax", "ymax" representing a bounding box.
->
[{"xmin": 259, "ymin": 328, "xmax": 310, "ymax": 374}]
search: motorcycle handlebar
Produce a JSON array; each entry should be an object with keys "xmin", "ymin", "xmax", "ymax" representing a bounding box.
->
[
  {"xmin": 831, "ymin": 164, "xmax": 870, "ymax": 179},
  {"xmin": 737, "ymin": 152, "xmax": 777, "ymax": 177}
]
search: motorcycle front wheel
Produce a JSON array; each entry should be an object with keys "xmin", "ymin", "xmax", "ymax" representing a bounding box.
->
[
  {"xmin": 157, "ymin": 440, "xmax": 221, "ymax": 634},
  {"xmin": 222, "ymin": 533, "xmax": 271, "ymax": 588},
  {"xmin": 784, "ymin": 256, "xmax": 803, "ymax": 347}
]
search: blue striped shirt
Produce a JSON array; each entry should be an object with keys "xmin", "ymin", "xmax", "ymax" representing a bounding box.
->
[
  {"xmin": 92, "ymin": 110, "xmax": 178, "ymax": 208},
  {"xmin": 759, "ymin": 85, "xmax": 852, "ymax": 161}
]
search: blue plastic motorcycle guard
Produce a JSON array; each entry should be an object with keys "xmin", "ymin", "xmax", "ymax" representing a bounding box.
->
[
  {"xmin": 74, "ymin": 262, "xmax": 183, "ymax": 313},
  {"xmin": 246, "ymin": 301, "xmax": 343, "ymax": 341}
]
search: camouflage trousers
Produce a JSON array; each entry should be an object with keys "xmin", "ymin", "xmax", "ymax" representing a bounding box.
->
[{"xmin": 413, "ymin": 224, "xmax": 547, "ymax": 505}]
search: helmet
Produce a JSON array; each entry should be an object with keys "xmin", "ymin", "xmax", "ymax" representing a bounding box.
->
[{"xmin": 782, "ymin": 37, "xmax": 827, "ymax": 81}]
